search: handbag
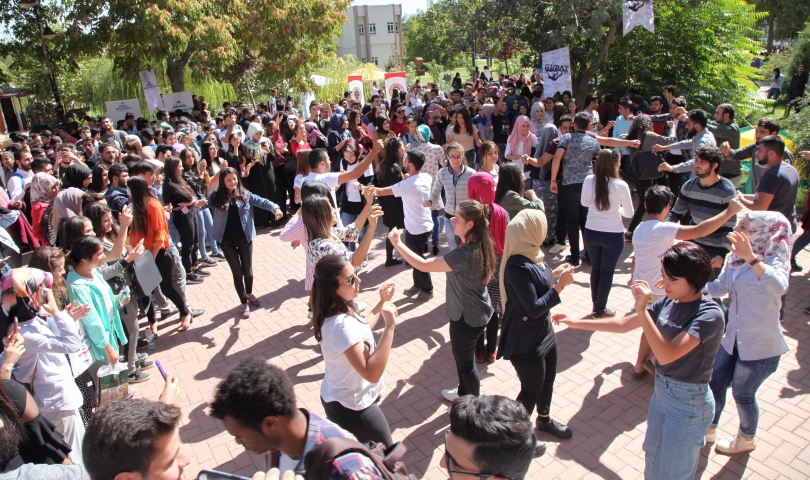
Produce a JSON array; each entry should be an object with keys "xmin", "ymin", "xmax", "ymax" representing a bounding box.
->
[
  {"xmin": 283, "ymin": 154, "xmax": 297, "ymax": 176},
  {"xmin": 631, "ymin": 131, "xmax": 665, "ymax": 181},
  {"xmin": 96, "ymin": 362, "xmax": 129, "ymax": 407},
  {"xmin": 129, "ymin": 251, "xmax": 162, "ymax": 300}
]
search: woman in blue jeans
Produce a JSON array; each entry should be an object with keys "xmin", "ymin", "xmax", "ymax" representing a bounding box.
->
[
  {"xmin": 554, "ymin": 242, "xmax": 725, "ymax": 480},
  {"xmin": 580, "ymin": 149, "xmax": 633, "ymax": 318},
  {"xmin": 705, "ymin": 211, "xmax": 790, "ymax": 454}
]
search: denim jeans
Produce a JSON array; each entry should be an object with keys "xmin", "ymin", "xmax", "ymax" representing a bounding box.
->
[
  {"xmin": 431, "ymin": 209, "xmax": 444, "ymax": 247},
  {"xmin": 196, "ymin": 206, "xmax": 220, "ymax": 257},
  {"xmin": 643, "ymin": 375, "xmax": 713, "ymax": 480},
  {"xmin": 445, "ymin": 214, "xmax": 459, "ymax": 251},
  {"xmin": 340, "ymin": 211, "xmax": 369, "ymax": 252},
  {"xmin": 556, "ymin": 183, "xmax": 587, "ymax": 261},
  {"xmin": 709, "ymin": 346, "xmax": 780, "ymax": 438},
  {"xmin": 792, "ymin": 227, "xmax": 810, "ymax": 261},
  {"xmin": 583, "ymin": 228, "xmax": 625, "ymax": 313},
  {"xmin": 168, "ymin": 212, "xmax": 181, "ymax": 244}
]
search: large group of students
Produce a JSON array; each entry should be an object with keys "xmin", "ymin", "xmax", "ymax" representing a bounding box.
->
[{"xmin": 0, "ymin": 64, "xmax": 807, "ymax": 479}]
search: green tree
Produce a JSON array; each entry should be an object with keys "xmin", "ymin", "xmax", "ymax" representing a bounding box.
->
[
  {"xmin": 402, "ymin": 7, "xmax": 464, "ymax": 67},
  {"xmin": 749, "ymin": 0, "xmax": 810, "ymax": 52}
]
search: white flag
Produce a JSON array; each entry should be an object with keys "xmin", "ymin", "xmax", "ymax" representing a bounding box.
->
[
  {"xmin": 384, "ymin": 72, "xmax": 406, "ymax": 101},
  {"xmin": 541, "ymin": 47, "xmax": 573, "ymax": 98},
  {"xmin": 348, "ymin": 75, "xmax": 365, "ymax": 106},
  {"xmin": 139, "ymin": 69, "xmax": 164, "ymax": 114},
  {"xmin": 623, "ymin": 0, "xmax": 655, "ymax": 36},
  {"xmin": 105, "ymin": 99, "xmax": 141, "ymax": 126}
]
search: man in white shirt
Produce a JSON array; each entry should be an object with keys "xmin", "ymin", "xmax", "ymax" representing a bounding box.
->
[
  {"xmin": 267, "ymin": 89, "xmax": 278, "ymax": 117},
  {"xmin": 302, "ymin": 148, "xmax": 377, "ymax": 207},
  {"xmin": 583, "ymin": 94, "xmax": 601, "ymax": 133},
  {"xmin": 8, "ymin": 149, "xmax": 33, "ymax": 203},
  {"xmin": 629, "ymin": 185, "xmax": 742, "ymax": 379},
  {"xmin": 218, "ymin": 110, "xmax": 244, "ymax": 152},
  {"xmin": 374, "ymin": 150, "xmax": 435, "ymax": 301}
]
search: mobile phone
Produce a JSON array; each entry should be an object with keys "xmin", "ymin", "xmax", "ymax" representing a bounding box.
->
[
  {"xmin": 118, "ymin": 285, "xmax": 130, "ymax": 308},
  {"xmin": 155, "ymin": 360, "xmax": 166, "ymax": 380},
  {"xmin": 197, "ymin": 471, "xmax": 250, "ymax": 480}
]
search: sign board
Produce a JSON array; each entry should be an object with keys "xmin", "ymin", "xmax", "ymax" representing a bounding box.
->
[
  {"xmin": 104, "ymin": 99, "xmax": 141, "ymax": 126},
  {"xmin": 348, "ymin": 75, "xmax": 365, "ymax": 105},
  {"xmin": 541, "ymin": 47, "xmax": 573, "ymax": 97},
  {"xmin": 139, "ymin": 69, "xmax": 164, "ymax": 113},
  {"xmin": 384, "ymin": 71, "xmax": 407, "ymax": 100},
  {"xmin": 161, "ymin": 91, "xmax": 194, "ymax": 114}
]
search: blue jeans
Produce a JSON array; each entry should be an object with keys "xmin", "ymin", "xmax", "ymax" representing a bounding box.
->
[
  {"xmin": 709, "ymin": 346, "xmax": 780, "ymax": 438},
  {"xmin": 583, "ymin": 228, "xmax": 625, "ymax": 313},
  {"xmin": 643, "ymin": 375, "xmax": 713, "ymax": 480},
  {"xmin": 196, "ymin": 207, "xmax": 220, "ymax": 258},
  {"xmin": 168, "ymin": 212, "xmax": 181, "ymax": 245},
  {"xmin": 791, "ymin": 227, "xmax": 810, "ymax": 261},
  {"xmin": 340, "ymin": 211, "xmax": 369, "ymax": 252},
  {"xmin": 431, "ymin": 209, "xmax": 444, "ymax": 247},
  {"xmin": 445, "ymin": 214, "xmax": 459, "ymax": 251}
]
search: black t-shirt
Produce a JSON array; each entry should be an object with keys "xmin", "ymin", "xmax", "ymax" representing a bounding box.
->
[
  {"xmin": 757, "ymin": 163, "xmax": 799, "ymax": 223},
  {"xmin": 222, "ymin": 201, "xmax": 247, "ymax": 243},
  {"xmin": 491, "ymin": 113, "xmax": 509, "ymax": 144},
  {"xmin": 162, "ymin": 182, "xmax": 194, "ymax": 209}
]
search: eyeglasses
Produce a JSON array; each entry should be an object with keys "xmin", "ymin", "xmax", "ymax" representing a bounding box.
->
[
  {"xmin": 447, "ymin": 155, "xmax": 463, "ymax": 160},
  {"xmin": 443, "ymin": 429, "xmax": 512, "ymax": 480}
]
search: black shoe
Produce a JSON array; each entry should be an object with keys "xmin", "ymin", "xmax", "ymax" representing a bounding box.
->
[
  {"xmin": 534, "ymin": 439, "xmax": 546, "ymax": 457},
  {"xmin": 385, "ymin": 259, "xmax": 403, "ymax": 267},
  {"xmin": 432, "ymin": 245, "xmax": 439, "ymax": 256},
  {"xmin": 581, "ymin": 251, "xmax": 591, "ymax": 264},
  {"xmin": 193, "ymin": 269, "xmax": 211, "ymax": 277},
  {"xmin": 593, "ymin": 308, "xmax": 616, "ymax": 318},
  {"xmin": 137, "ymin": 339, "xmax": 149, "ymax": 350},
  {"xmin": 128, "ymin": 370, "xmax": 150, "ymax": 384},
  {"xmin": 160, "ymin": 307, "xmax": 179, "ymax": 320},
  {"xmin": 536, "ymin": 417, "xmax": 573, "ymax": 439},
  {"xmin": 191, "ymin": 308, "xmax": 205, "ymax": 318},
  {"xmin": 186, "ymin": 275, "xmax": 204, "ymax": 285},
  {"xmin": 564, "ymin": 255, "xmax": 580, "ymax": 267},
  {"xmin": 136, "ymin": 359, "xmax": 155, "ymax": 371},
  {"xmin": 791, "ymin": 260, "xmax": 803, "ymax": 273}
]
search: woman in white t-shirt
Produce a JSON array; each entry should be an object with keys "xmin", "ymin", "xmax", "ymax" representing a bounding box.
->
[
  {"xmin": 292, "ymin": 148, "xmax": 311, "ymax": 206},
  {"xmin": 312, "ymin": 254, "xmax": 398, "ymax": 446},
  {"xmin": 580, "ymin": 149, "xmax": 634, "ymax": 318}
]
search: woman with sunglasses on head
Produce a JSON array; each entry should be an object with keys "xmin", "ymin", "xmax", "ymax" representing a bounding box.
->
[
  {"xmin": 388, "ymin": 200, "xmax": 495, "ymax": 403},
  {"xmin": 311, "ymin": 254, "xmax": 398, "ymax": 447},
  {"xmin": 209, "ymin": 167, "xmax": 283, "ymax": 317}
]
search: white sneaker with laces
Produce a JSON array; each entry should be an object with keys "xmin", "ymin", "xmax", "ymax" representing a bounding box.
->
[
  {"xmin": 716, "ymin": 434, "xmax": 756, "ymax": 454},
  {"xmin": 441, "ymin": 387, "xmax": 459, "ymax": 402},
  {"xmin": 549, "ymin": 244, "xmax": 566, "ymax": 254},
  {"xmin": 705, "ymin": 428, "xmax": 716, "ymax": 443}
]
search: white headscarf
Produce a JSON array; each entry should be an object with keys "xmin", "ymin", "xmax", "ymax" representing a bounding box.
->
[{"xmin": 726, "ymin": 211, "xmax": 792, "ymax": 273}]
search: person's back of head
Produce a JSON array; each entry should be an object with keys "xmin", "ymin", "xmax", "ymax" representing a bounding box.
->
[
  {"xmin": 308, "ymin": 148, "xmax": 329, "ymax": 170},
  {"xmin": 83, "ymin": 399, "xmax": 184, "ymax": 480},
  {"xmin": 448, "ymin": 395, "xmax": 535, "ymax": 480},
  {"xmin": 572, "ymin": 111, "xmax": 592, "ymax": 131},
  {"xmin": 644, "ymin": 185, "xmax": 675, "ymax": 215},
  {"xmin": 406, "ymin": 150, "xmax": 425, "ymax": 171}
]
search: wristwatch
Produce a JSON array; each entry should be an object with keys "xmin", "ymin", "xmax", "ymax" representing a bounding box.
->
[{"xmin": 748, "ymin": 258, "xmax": 760, "ymax": 267}]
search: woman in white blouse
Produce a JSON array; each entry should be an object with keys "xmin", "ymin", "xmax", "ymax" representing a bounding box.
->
[
  {"xmin": 581, "ymin": 149, "xmax": 634, "ymax": 318},
  {"xmin": 311, "ymin": 254, "xmax": 398, "ymax": 447}
]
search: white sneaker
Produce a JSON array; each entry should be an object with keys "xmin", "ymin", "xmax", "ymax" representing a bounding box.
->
[
  {"xmin": 549, "ymin": 244, "xmax": 567, "ymax": 254},
  {"xmin": 716, "ymin": 434, "xmax": 756, "ymax": 454},
  {"xmin": 441, "ymin": 387, "xmax": 459, "ymax": 402},
  {"xmin": 705, "ymin": 428, "xmax": 716, "ymax": 443},
  {"xmin": 355, "ymin": 302, "xmax": 367, "ymax": 313},
  {"xmin": 307, "ymin": 310, "xmax": 313, "ymax": 319}
]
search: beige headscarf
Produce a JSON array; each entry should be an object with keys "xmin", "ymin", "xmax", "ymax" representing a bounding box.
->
[{"xmin": 499, "ymin": 209, "xmax": 547, "ymax": 306}]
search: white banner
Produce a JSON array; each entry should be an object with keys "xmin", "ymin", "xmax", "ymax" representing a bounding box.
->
[
  {"xmin": 541, "ymin": 47, "xmax": 573, "ymax": 98},
  {"xmin": 348, "ymin": 75, "xmax": 365, "ymax": 106},
  {"xmin": 623, "ymin": 0, "xmax": 655, "ymax": 36},
  {"xmin": 104, "ymin": 99, "xmax": 141, "ymax": 126},
  {"xmin": 384, "ymin": 71, "xmax": 406, "ymax": 100},
  {"xmin": 139, "ymin": 69, "xmax": 164, "ymax": 114},
  {"xmin": 161, "ymin": 91, "xmax": 194, "ymax": 114}
]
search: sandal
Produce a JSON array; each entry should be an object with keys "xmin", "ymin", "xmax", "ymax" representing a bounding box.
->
[
  {"xmin": 149, "ymin": 324, "xmax": 160, "ymax": 338},
  {"xmin": 176, "ymin": 314, "xmax": 193, "ymax": 332}
]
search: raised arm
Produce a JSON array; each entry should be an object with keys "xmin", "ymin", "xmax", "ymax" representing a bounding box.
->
[{"xmin": 388, "ymin": 228, "xmax": 452, "ymax": 272}]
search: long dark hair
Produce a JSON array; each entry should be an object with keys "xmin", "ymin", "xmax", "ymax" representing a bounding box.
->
[
  {"xmin": 127, "ymin": 175, "xmax": 155, "ymax": 235},
  {"xmin": 63, "ymin": 216, "xmax": 90, "ymax": 251},
  {"xmin": 311, "ymin": 255, "xmax": 353, "ymax": 342},
  {"xmin": 163, "ymin": 156, "xmax": 195, "ymax": 198},
  {"xmin": 301, "ymin": 194, "xmax": 335, "ymax": 242},
  {"xmin": 626, "ymin": 114, "xmax": 652, "ymax": 142},
  {"xmin": 83, "ymin": 202, "xmax": 118, "ymax": 243},
  {"xmin": 201, "ymin": 141, "xmax": 219, "ymax": 176},
  {"xmin": 494, "ymin": 163, "xmax": 524, "ymax": 204},
  {"xmin": 454, "ymin": 108, "xmax": 474, "ymax": 135},
  {"xmin": 456, "ymin": 200, "xmax": 496, "ymax": 285},
  {"xmin": 90, "ymin": 164, "xmax": 108, "ymax": 193},
  {"xmin": 773, "ymin": 67, "xmax": 781, "ymax": 80},
  {"xmin": 593, "ymin": 149, "xmax": 620, "ymax": 211},
  {"xmin": 377, "ymin": 137, "xmax": 404, "ymax": 183},
  {"xmin": 210, "ymin": 167, "xmax": 248, "ymax": 210},
  {"xmin": 0, "ymin": 381, "xmax": 27, "ymax": 462}
]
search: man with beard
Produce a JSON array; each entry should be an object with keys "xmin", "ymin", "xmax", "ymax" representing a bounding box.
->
[
  {"xmin": 665, "ymin": 146, "xmax": 737, "ymax": 270},
  {"xmin": 98, "ymin": 117, "xmax": 128, "ymax": 151},
  {"xmin": 654, "ymin": 109, "xmax": 716, "ymax": 181},
  {"xmin": 738, "ymin": 135, "xmax": 798, "ymax": 227},
  {"xmin": 648, "ymin": 96, "xmax": 667, "ymax": 135},
  {"xmin": 7, "ymin": 149, "xmax": 33, "ymax": 204},
  {"xmin": 104, "ymin": 163, "xmax": 130, "ymax": 218},
  {"xmin": 720, "ymin": 117, "xmax": 792, "ymax": 193}
]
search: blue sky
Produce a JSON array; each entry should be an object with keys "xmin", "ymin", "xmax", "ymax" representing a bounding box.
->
[{"xmin": 352, "ymin": 0, "xmax": 428, "ymax": 17}]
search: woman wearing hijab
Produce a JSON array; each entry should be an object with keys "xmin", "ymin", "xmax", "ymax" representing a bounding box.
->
[
  {"xmin": 705, "ymin": 211, "xmax": 791, "ymax": 454},
  {"xmin": 412, "ymin": 125, "xmax": 446, "ymax": 255},
  {"xmin": 468, "ymin": 172, "xmax": 508, "ymax": 363},
  {"xmin": 327, "ymin": 110, "xmax": 353, "ymax": 167},
  {"xmin": 498, "ymin": 210, "xmax": 576, "ymax": 440},
  {"xmin": 53, "ymin": 164, "xmax": 92, "ymax": 248},
  {"xmin": 5, "ymin": 268, "xmax": 92, "ymax": 465},
  {"xmin": 243, "ymin": 122, "xmax": 278, "ymax": 228},
  {"xmin": 304, "ymin": 121, "xmax": 328, "ymax": 149},
  {"xmin": 369, "ymin": 115, "xmax": 397, "ymax": 167},
  {"xmin": 30, "ymin": 173, "xmax": 59, "ymax": 246},
  {"xmin": 504, "ymin": 115, "xmax": 538, "ymax": 162}
]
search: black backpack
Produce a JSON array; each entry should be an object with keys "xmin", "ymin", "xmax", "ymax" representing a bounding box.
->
[
  {"xmin": 307, "ymin": 437, "xmax": 415, "ymax": 480},
  {"xmin": 631, "ymin": 131, "xmax": 665, "ymax": 181}
]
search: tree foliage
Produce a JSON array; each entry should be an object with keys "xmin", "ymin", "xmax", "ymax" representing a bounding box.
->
[{"xmin": 402, "ymin": 6, "xmax": 464, "ymax": 67}]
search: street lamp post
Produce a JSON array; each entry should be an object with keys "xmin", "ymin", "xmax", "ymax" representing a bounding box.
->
[{"xmin": 20, "ymin": 0, "xmax": 65, "ymax": 124}]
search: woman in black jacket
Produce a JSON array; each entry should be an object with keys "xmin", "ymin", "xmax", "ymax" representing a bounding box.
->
[{"xmin": 498, "ymin": 209, "xmax": 575, "ymax": 439}]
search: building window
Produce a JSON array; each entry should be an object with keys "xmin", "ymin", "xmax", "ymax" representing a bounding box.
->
[
  {"xmin": 387, "ymin": 22, "xmax": 394, "ymax": 34},
  {"xmin": 358, "ymin": 24, "xmax": 364, "ymax": 35},
  {"xmin": 361, "ymin": 58, "xmax": 366, "ymax": 63},
  {"xmin": 372, "ymin": 57, "xmax": 378, "ymax": 66},
  {"xmin": 369, "ymin": 23, "xmax": 376, "ymax": 35},
  {"xmin": 396, "ymin": 22, "xmax": 399, "ymax": 33}
]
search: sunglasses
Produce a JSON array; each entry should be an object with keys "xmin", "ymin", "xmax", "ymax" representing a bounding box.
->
[{"xmin": 345, "ymin": 273, "xmax": 358, "ymax": 286}]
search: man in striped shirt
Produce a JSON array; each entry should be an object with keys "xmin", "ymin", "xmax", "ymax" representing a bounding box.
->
[{"xmin": 666, "ymin": 146, "xmax": 738, "ymax": 270}]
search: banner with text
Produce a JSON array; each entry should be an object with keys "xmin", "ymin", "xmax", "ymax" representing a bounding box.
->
[
  {"xmin": 105, "ymin": 99, "xmax": 141, "ymax": 126},
  {"xmin": 623, "ymin": 0, "xmax": 655, "ymax": 36},
  {"xmin": 348, "ymin": 75, "xmax": 365, "ymax": 106},
  {"xmin": 161, "ymin": 91, "xmax": 194, "ymax": 113},
  {"xmin": 384, "ymin": 72, "xmax": 406, "ymax": 100},
  {"xmin": 139, "ymin": 69, "xmax": 164, "ymax": 113},
  {"xmin": 541, "ymin": 47, "xmax": 573, "ymax": 97}
]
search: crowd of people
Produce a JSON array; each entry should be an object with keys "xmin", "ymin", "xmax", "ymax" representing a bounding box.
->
[{"xmin": 0, "ymin": 65, "xmax": 808, "ymax": 479}]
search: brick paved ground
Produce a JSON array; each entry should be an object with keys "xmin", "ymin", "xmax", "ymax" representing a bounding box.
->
[{"xmin": 132, "ymin": 222, "xmax": 810, "ymax": 480}]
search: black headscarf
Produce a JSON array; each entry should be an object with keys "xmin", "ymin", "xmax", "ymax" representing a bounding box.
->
[
  {"xmin": 60, "ymin": 164, "xmax": 92, "ymax": 191},
  {"xmin": 374, "ymin": 115, "xmax": 390, "ymax": 136}
]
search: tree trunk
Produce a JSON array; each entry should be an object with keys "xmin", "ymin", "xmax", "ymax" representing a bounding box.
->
[
  {"xmin": 766, "ymin": 15, "xmax": 775, "ymax": 53},
  {"xmin": 572, "ymin": 19, "xmax": 621, "ymax": 101},
  {"xmin": 166, "ymin": 48, "xmax": 194, "ymax": 93}
]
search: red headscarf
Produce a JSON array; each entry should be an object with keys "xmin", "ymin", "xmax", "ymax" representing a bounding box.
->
[{"xmin": 467, "ymin": 172, "xmax": 507, "ymax": 256}]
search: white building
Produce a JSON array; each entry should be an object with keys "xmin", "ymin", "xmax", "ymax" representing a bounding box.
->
[{"xmin": 337, "ymin": 4, "xmax": 404, "ymax": 70}]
